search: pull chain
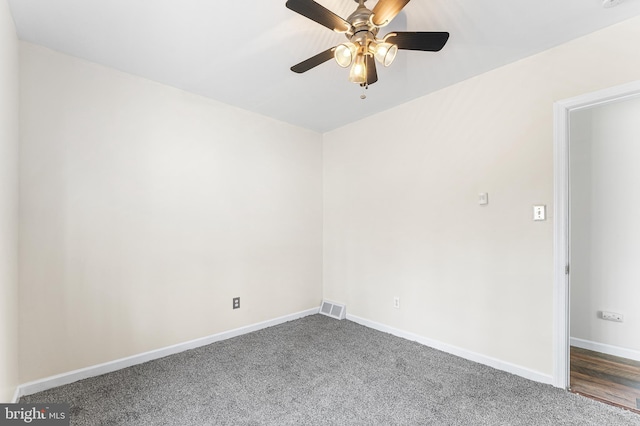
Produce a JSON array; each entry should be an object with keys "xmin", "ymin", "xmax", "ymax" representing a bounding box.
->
[{"xmin": 360, "ymin": 83, "xmax": 368, "ymax": 100}]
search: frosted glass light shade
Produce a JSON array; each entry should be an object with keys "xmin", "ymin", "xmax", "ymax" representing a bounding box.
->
[
  {"xmin": 334, "ymin": 43, "xmax": 357, "ymax": 68},
  {"xmin": 349, "ymin": 54, "xmax": 367, "ymax": 84},
  {"xmin": 374, "ymin": 42, "xmax": 398, "ymax": 66}
]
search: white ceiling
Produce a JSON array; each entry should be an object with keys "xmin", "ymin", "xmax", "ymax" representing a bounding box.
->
[{"xmin": 7, "ymin": 0, "xmax": 640, "ymax": 132}]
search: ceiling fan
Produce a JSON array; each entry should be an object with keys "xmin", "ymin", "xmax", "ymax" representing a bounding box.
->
[{"xmin": 286, "ymin": 0, "xmax": 449, "ymax": 88}]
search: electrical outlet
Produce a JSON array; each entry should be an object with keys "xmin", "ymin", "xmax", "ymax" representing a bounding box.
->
[
  {"xmin": 233, "ymin": 297, "xmax": 240, "ymax": 309},
  {"xmin": 393, "ymin": 297, "xmax": 400, "ymax": 309},
  {"xmin": 601, "ymin": 311, "xmax": 623, "ymax": 322},
  {"xmin": 602, "ymin": 0, "xmax": 622, "ymax": 8}
]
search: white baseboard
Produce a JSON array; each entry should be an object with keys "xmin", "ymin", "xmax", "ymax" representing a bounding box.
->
[
  {"xmin": 11, "ymin": 387, "xmax": 20, "ymax": 403},
  {"xmin": 570, "ymin": 337, "xmax": 640, "ymax": 362},
  {"xmin": 347, "ymin": 314, "xmax": 553, "ymax": 385},
  {"xmin": 16, "ymin": 307, "xmax": 319, "ymax": 399}
]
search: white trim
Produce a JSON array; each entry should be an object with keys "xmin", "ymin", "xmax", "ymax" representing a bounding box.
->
[
  {"xmin": 347, "ymin": 314, "xmax": 553, "ymax": 385},
  {"xmin": 11, "ymin": 387, "xmax": 20, "ymax": 403},
  {"xmin": 571, "ymin": 337, "xmax": 640, "ymax": 363},
  {"xmin": 553, "ymin": 79, "xmax": 640, "ymax": 390},
  {"xmin": 16, "ymin": 307, "xmax": 319, "ymax": 399},
  {"xmin": 553, "ymin": 98, "xmax": 571, "ymax": 389}
]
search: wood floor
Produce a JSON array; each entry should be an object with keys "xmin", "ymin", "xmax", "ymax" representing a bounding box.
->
[{"xmin": 570, "ymin": 346, "xmax": 640, "ymax": 413}]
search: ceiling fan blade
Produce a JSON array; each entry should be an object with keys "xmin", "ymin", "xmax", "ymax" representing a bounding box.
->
[
  {"xmin": 286, "ymin": 0, "xmax": 350, "ymax": 32},
  {"xmin": 366, "ymin": 54, "xmax": 378, "ymax": 85},
  {"xmin": 385, "ymin": 32, "xmax": 450, "ymax": 51},
  {"xmin": 291, "ymin": 47, "xmax": 336, "ymax": 73},
  {"xmin": 371, "ymin": 0, "xmax": 411, "ymax": 27}
]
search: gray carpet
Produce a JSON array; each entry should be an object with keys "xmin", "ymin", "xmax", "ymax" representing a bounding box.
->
[{"xmin": 21, "ymin": 315, "xmax": 640, "ymax": 425}]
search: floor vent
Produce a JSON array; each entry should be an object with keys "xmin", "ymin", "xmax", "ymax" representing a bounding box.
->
[{"xmin": 319, "ymin": 300, "xmax": 346, "ymax": 320}]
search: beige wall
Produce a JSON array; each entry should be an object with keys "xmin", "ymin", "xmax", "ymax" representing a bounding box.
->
[
  {"xmin": 323, "ymin": 16, "xmax": 640, "ymax": 377},
  {"xmin": 19, "ymin": 43, "xmax": 323, "ymax": 383},
  {"xmin": 570, "ymin": 97, "xmax": 640, "ymax": 353},
  {"xmin": 0, "ymin": 0, "xmax": 19, "ymax": 402}
]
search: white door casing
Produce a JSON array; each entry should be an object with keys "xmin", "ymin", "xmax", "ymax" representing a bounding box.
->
[{"xmin": 553, "ymin": 80, "xmax": 640, "ymax": 389}]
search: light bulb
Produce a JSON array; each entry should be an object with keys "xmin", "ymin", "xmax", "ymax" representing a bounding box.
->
[
  {"xmin": 374, "ymin": 42, "xmax": 398, "ymax": 67},
  {"xmin": 349, "ymin": 54, "xmax": 367, "ymax": 84},
  {"xmin": 334, "ymin": 43, "xmax": 357, "ymax": 68}
]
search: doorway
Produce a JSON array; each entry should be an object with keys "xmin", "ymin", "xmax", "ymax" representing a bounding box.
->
[{"xmin": 553, "ymin": 81, "xmax": 640, "ymax": 411}]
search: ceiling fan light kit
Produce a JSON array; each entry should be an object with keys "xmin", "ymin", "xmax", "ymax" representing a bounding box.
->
[
  {"xmin": 349, "ymin": 53, "xmax": 367, "ymax": 83},
  {"xmin": 373, "ymin": 42, "xmax": 398, "ymax": 67},
  {"xmin": 286, "ymin": 0, "xmax": 449, "ymax": 92},
  {"xmin": 335, "ymin": 42, "xmax": 358, "ymax": 68}
]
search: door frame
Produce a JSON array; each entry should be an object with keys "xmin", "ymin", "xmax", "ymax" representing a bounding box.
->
[{"xmin": 553, "ymin": 80, "xmax": 640, "ymax": 389}]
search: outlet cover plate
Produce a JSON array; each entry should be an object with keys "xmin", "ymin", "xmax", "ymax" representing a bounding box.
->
[{"xmin": 601, "ymin": 311, "xmax": 623, "ymax": 322}]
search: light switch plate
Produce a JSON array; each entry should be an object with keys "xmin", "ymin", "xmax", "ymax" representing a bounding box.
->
[
  {"xmin": 533, "ymin": 205, "xmax": 546, "ymax": 221},
  {"xmin": 478, "ymin": 193, "xmax": 488, "ymax": 205}
]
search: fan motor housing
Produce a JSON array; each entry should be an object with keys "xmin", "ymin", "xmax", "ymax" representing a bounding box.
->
[{"xmin": 346, "ymin": 3, "xmax": 378, "ymax": 43}]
